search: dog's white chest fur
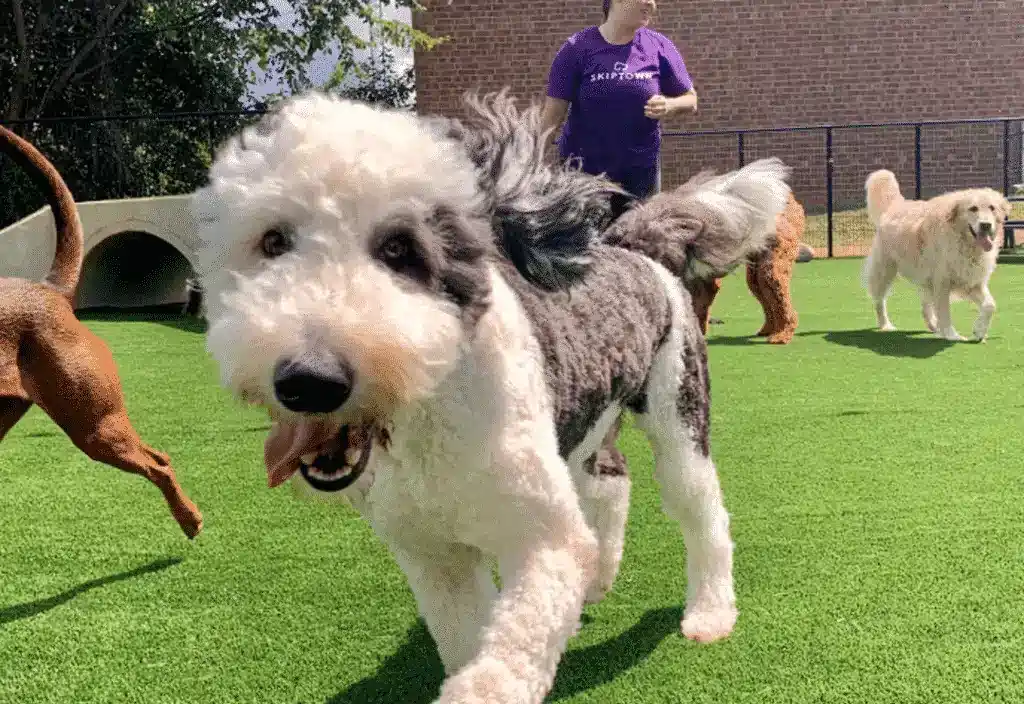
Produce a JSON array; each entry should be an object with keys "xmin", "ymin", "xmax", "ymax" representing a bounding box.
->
[{"xmin": 300, "ymin": 267, "xmax": 587, "ymax": 553}]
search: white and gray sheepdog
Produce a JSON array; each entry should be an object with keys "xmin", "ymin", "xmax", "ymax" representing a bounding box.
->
[{"xmin": 191, "ymin": 90, "xmax": 792, "ymax": 704}]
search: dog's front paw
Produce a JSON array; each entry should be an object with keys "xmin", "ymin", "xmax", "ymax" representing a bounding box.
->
[
  {"xmin": 938, "ymin": 328, "xmax": 966, "ymax": 342},
  {"xmin": 879, "ymin": 323, "xmax": 897, "ymax": 332},
  {"xmin": 681, "ymin": 602, "xmax": 737, "ymax": 644},
  {"xmin": 436, "ymin": 657, "xmax": 528, "ymax": 704},
  {"xmin": 972, "ymin": 322, "xmax": 990, "ymax": 342}
]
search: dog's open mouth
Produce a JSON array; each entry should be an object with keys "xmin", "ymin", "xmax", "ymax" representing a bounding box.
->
[
  {"xmin": 969, "ymin": 224, "xmax": 995, "ymax": 252},
  {"xmin": 298, "ymin": 425, "xmax": 373, "ymax": 492},
  {"xmin": 264, "ymin": 420, "xmax": 378, "ymax": 492}
]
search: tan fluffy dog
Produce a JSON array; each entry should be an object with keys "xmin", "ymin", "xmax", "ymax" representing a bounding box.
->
[
  {"xmin": 688, "ymin": 192, "xmax": 804, "ymax": 344},
  {"xmin": 863, "ymin": 170, "xmax": 1012, "ymax": 342},
  {"xmin": 0, "ymin": 125, "xmax": 203, "ymax": 539}
]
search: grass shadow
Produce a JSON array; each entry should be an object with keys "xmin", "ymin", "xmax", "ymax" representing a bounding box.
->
[
  {"xmin": 547, "ymin": 605, "xmax": 681, "ymax": 701},
  {"xmin": 326, "ymin": 620, "xmax": 443, "ymax": 704},
  {"xmin": 819, "ymin": 328, "xmax": 959, "ymax": 358},
  {"xmin": 76, "ymin": 306, "xmax": 207, "ymax": 334},
  {"xmin": 0, "ymin": 557, "xmax": 182, "ymax": 627},
  {"xmin": 326, "ymin": 606, "xmax": 680, "ymax": 704},
  {"xmin": 706, "ymin": 333, "xmax": 766, "ymax": 347}
]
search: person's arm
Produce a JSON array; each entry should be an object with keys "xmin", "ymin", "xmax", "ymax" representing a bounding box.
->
[
  {"xmin": 540, "ymin": 97, "xmax": 570, "ymax": 137},
  {"xmin": 664, "ymin": 90, "xmax": 698, "ymax": 116},
  {"xmin": 541, "ymin": 37, "xmax": 581, "ymax": 139},
  {"xmin": 658, "ymin": 35, "xmax": 697, "ymax": 116}
]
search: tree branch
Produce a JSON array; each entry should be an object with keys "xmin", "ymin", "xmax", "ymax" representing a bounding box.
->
[
  {"xmin": 6, "ymin": 0, "xmax": 31, "ymax": 121},
  {"xmin": 30, "ymin": 0, "xmax": 132, "ymax": 119}
]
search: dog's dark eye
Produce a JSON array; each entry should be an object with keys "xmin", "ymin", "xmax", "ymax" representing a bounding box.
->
[
  {"xmin": 380, "ymin": 235, "xmax": 410, "ymax": 262},
  {"xmin": 375, "ymin": 228, "xmax": 429, "ymax": 282},
  {"xmin": 989, "ymin": 205, "xmax": 996, "ymax": 212},
  {"xmin": 968, "ymin": 206, "xmax": 979, "ymax": 213},
  {"xmin": 261, "ymin": 228, "xmax": 294, "ymax": 258}
]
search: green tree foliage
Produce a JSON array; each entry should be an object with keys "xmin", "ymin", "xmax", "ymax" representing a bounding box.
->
[{"xmin": 0, "ymin": 1, "xmax": 440, "ymax": 228}]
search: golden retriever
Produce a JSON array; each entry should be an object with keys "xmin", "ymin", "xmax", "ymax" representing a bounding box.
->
[{"xmin": 863, "ymin": 170, "xmax": 1012, "ymax": 341}]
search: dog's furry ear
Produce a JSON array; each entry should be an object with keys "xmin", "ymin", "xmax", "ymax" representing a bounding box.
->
[
  {"xmin": 239, "ymin": 106, "xmax": 284, "ymax": 151},
  {"xmin": 453, "ymin": 89, "xmax": 626, "ymax": 292},
  {"xmin": 946, "ymin": 201, "xmax": 960, "ymax": 224},
  {"xmin": 999, "ymin": 197, "xmax": 1013, "ymax": 220}
]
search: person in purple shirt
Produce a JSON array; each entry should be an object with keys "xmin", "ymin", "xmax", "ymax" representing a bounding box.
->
[{"xmin": 540, "ymin": 0, "xmax": 698, "ymax": 218}]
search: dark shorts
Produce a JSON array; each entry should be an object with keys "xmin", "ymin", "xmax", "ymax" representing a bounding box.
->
[{"xmin": 607, "ymin": 163, "xmax": 660, "ymax": 221}]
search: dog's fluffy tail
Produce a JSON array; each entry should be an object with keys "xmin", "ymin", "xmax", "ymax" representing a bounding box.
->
[
  {"xmin": 437, "ymin": 90, "xmax": 626, "ymax": 292},
  {"xmin": 603, "ymin": 157, "xmax": 793, "ymax": 284},
  {"xmin": 865, "ymin": 169, "xmax": 903, "ymax": 227},
  {"xmin": 0, "ymin": 125, "xmax": 84, "ymax": 299}
]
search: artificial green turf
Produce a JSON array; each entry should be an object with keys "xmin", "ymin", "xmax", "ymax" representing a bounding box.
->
[{"xmin": 3, "ymin": 257, "xmax": 1024, "ymax": 703}]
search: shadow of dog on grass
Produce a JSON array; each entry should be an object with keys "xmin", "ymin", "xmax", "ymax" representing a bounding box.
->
[
  {"xmin": 820, "ymin": 329, "xmax": 959, "ymax": 359},
  {"xmin": 328, "ymin": 606, "xmax": 683, "ymax": 704}
]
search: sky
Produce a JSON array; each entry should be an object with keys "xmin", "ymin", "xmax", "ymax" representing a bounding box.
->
[{"xmin": 247, "ymin": 1, "xmax": 414, "ymax": 99}]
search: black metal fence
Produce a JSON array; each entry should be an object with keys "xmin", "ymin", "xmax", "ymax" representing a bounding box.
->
[
  {"xmin": 662, "ymin": 116, "xmax": 1024, "ymax": 257},
  {"xmin": 2, "ymin": 110, "xmax": 1022, "ymax": 258}
]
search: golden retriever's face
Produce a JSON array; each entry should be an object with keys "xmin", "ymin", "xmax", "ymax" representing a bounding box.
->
[{"xmin": 949, "ymin": 189, "xmax": 1012, "ymax": 252}]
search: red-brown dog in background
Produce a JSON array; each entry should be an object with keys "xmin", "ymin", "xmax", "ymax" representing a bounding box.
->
[
  {"xmin": 689, "ymin": 192, "xmax": 805, "ymax": 344},
  {"xmin": 0, "ymin": 125, "xmax": 202, "ymax": 539}
]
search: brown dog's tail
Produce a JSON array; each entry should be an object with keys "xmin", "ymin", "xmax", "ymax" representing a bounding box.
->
[
  {"xmin": 865, "ymin": 169, "xmax": 902, "ymax": 228},
  {"xmin": 0, "ymin": 125, "xmax": 84, "ymax": 299}
]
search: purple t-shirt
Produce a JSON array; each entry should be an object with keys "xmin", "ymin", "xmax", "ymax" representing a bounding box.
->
[{"xmin": 546, "ymin": 26, "xmax": 693, "ymax": 180}]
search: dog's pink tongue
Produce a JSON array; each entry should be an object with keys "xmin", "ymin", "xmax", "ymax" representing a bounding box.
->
[
  {"xmin": 977, "ymin": 233, "xmax": 994, "ymax": 252},
  {"xmin": 264, "ymin": 419, "xmax": 339, "ymax": 488}
]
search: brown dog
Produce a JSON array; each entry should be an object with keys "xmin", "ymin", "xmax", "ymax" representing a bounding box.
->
[
  {"xmin": 689, "ymin": 192, "xmax": 805, "ymax": 344},
  {"xmin": 0, "ymin": 125, "xmax": 202, "ymax": 539}
]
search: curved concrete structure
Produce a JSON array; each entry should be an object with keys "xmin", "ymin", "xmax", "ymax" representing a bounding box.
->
[{"xmin": 0, "ymin": 194, "xmax": 200, "ymax": 310}]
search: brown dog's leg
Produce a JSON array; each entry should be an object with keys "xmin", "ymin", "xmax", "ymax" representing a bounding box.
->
[
  {"xmin": 70, "ymin": 414, "xmax": 204, "ymax": 538},
  {"xmin": 687, "ymin": 278, "xmax": 722, "ymax": 335},
  {"xmin": 746, "ymin": 258, "xmax": 777, "ymax": 337},
  {"xmin": 762, "ymin": 253, "xmax": 798, "ymax": 345},
  {"xmin": 0, "ymin": 398, "xmax": 33, "ymax": 442},
  {"xmin": 24, "ymin": 324, "xmax": 203, "ymax": 538}
]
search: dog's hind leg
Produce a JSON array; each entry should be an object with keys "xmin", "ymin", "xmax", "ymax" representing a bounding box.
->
[
  {"xmin": 24, "ymin": 326, "xmax": 203, "ymax": 538},
  {"xmin": 392, "ymin": 543, "xmax": 498, "ymax": 676},
  {"xmin": 633, "ymin": 327, "xmax": 736, "ymax": 643},
  {"xmin": 64, "ymin": 413, "xmax": 204, "ymax": 538},
  {"xmin": 746, "ymin": 260, "xmax": 777, "ymax": 336},
  {"xmin": 748, "ymin": 252, "xmax": 798, "ymax": 344},
  {"xmin": 863, "ymin": 249, "xmax": 899, "ymax": 331},
  {"xmin": 579, "ymin": 414, "xmax": 631, "ymax": 605},
  {"xmin": 918, "ymin": 288, "xmax": 938, "ymax": 333},
  {"xmin": 0, "ymin": 398, "xmax": 33, "ymax": 442}
]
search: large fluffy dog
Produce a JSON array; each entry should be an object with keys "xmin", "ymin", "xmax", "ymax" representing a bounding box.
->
[
  {"xmin": 0, "ymin": 125, "xmax": 202, "ymax": 539},
  {"xmin": 675, "ymin": 191, "xmax": 804, "ymax": 344},
  {"xmin": 864, "ymin": 170, "xmax": 1012, "ymax": 341},
  {"xmin": 191, "ymin": 92, "xmax": 790, "ymax": 704}
]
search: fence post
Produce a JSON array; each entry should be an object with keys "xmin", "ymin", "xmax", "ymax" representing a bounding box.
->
[
  {"xmin": 914, "ymin": 124, "xmax": 922, "ymax": 200},
  {"xmin": 737, "ymin": 132, "xmax": 745, "ymax": 168},
  {"xmin": 826, "ymin": 127, "xmax": 834, "ymax": 259},
  {"xmin": 1003, "ymin": 119, "xmax": 1011, "ymax": 196}
]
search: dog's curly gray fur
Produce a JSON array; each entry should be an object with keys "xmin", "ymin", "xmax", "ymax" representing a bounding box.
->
[
  {"xmin": 428, "ymin": 90, "xmax": 627, "ymax": 293},
  {"xmin": 440, "ymin": 93, "xmax": 791, "ymax": 459}
]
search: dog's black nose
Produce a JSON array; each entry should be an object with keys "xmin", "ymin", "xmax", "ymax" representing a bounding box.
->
[
  {"xmin": 273, "ymin": 354, "xmax": 354, "ymax": 414},
  {"xmin": 979, "ymin": 221, "xmax": 994, "ymax": 234}
]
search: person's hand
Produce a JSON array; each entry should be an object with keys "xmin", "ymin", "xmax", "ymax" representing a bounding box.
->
[{"xmin": 644, "ymin": 94, "xmax": 669, "ymax": 120}]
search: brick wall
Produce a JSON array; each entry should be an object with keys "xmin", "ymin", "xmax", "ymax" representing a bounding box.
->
[{"xmin": 412, "ymin": 0, "xmax": 1024, "ymax": 251}]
